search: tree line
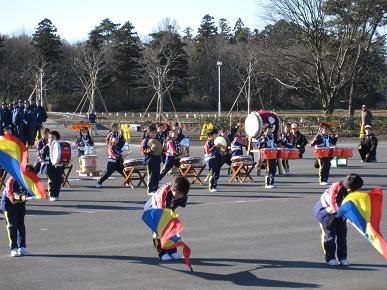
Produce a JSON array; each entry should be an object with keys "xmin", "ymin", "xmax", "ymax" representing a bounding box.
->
[{"xmin": 0, "ymin": 0, "xmax": 386, "ymax": 115}]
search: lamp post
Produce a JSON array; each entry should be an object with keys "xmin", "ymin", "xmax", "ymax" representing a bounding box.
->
[
  {"xmin": 39, "ymin": 68, "xmax": 43, "ymax": 107},
  {"xmin": 217, "ymin": 61, "xmax": 222, "ymax": 118}
]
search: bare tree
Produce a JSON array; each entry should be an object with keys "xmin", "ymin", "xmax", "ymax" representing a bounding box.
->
[
  {"xmin": 73, "ymin": 45, "xmax": 108, "ymax": 114},
  {"xmin": 262, "ymin": 0, "xmax": 386, "ymax": 115}
]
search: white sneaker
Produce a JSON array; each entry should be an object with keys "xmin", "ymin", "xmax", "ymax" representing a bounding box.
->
[
  {"xmin": 210, "ymin": 188, "xmax": 218, "ymax": 192},
  {"xmin": 10, "ymin": 249, "xmax": 20, "ymax": 257},
  {"xmin": 49, "ymin": 197, "xmax": 58, "ymax": 201},
  {"xmin": 320, "ymin": 182, "xmax": 328, "ymax": 186},
  {"xmin": 326, "ymin": 259, "xmax": 339, "ymax": 266},
  {"xmin": 18, "ymin": 247, "xmax": 30, "ymax": 256},
  {"xmin": 95, "ymin": 183, "xmax": 102, "ymax": 188},
  {"xmin": 170, "ymin": 252, "xmax": 181, "ymax": 260},
  {"xmin": 160, "ymin": 253, "xmax": 172, "ymax": 261},
  {"xmin": 339, "ymin": 259, "xmax": 350, "ymax": 266},
  {"xmin": 265, "ymin": 185, "xmax": 275, "ymax": 189}
]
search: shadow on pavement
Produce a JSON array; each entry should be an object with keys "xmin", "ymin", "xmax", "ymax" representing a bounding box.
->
[{"xmin": 30, "ymin": 255, "xmax": 386, "ymax": 288}]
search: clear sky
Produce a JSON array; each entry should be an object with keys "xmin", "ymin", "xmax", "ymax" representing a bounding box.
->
[{"xmin": 1, "ymin": 0, "xmax": 268, "ymax": 42}]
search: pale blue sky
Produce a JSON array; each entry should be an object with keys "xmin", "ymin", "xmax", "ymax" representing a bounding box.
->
[{"xmin": 1, "ymin": 0, "xmax": 267, "ymax": 42}]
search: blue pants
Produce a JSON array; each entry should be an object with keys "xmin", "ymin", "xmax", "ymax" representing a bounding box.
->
[
  {"xmin": 145, "ymin": 156, "xmax": 161, "ymax": 193},
  {"xmin": 99, "ymin": 159, "xmax": 124, "ymax": 184},
  {"xmin": 265, "ymin": 159, "xmax": 276, "ymax": 186},
  {"xmin": 207, "ymin": 156, "xmax": 221, "ymax": 190},
  {"xmin": 1, "ymin": 200, "xmax": 26, "ymax": 250},
  {"xmin": 47, "ymin": 164, "xmax": 64, "ymax": 198},
  {"xmin": 159, "ymin": 156, "xmax": 180, "ymax": 181},
  {"xmin": 318, "ymin": 157, "xmax": 331, "ymax": 182}
]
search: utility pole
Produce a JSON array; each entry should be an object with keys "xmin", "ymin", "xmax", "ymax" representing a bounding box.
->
[{"xmin": 217, "ymin": 61, "xmax": 222, "ymax": 118}]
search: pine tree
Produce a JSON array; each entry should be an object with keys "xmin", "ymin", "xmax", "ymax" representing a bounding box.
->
[
  {"xmin": 233, "ymin": 18, "xmax": 250, "ymax": 43},
  {"xmin": 197, "ymin": 14, "xmax": 218, "ymax": 40},
  {"xmin": 88, "ymin": 18, "xmax": 120, "ymax": 49},
  {"xmin": 218, "ymin": 18, "xmax": 232, "ymax": 40},
  {"xmin": 32, "ymin": 18, "xmax": 62, "ymax": 66},
  {"xmin": 182, "ymin": 27, "xmax": 194, "ymax": 41}
]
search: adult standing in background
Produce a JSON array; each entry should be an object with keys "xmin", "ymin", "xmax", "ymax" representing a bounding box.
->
[
  {"xmin": 360, "ymin": 105, "xmax": 373, "ymax": 139},
  {"xmin": 12, "ymin": 100, "xmax": 24, "ymax": 142},
  {"xmin": 290, "ymin": 123, "xmax": 308, "ymax": 158},
  {"xmin": 36, "ymin": 101, "xmax": 47, "ymax": 139},
  {"xmin": 23, "ymin": 100, "xmax": 38, "ymax": 146}
]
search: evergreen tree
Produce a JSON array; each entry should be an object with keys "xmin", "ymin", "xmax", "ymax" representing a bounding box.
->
[
  {"xmin": 218, "ymin": 18, "xmax": 232, "ymax": 39},
  {"xmin": 197, "ymin": 14, "xmax": 218, "ymax": 40},
  {"xmin": 233, "ymin": 18, "xmax": 250, "ymax": 43},
  {"xmin": 113, "ymin": 21, "xmax": 142, "ymax": 98},
  {"xmin": 32, "ymin": 18, "xmax": 62, "ymax": 66},
  {"xmin": 88, "ymin": 18, "xmax": 120, "ymax": 49},
  {"xmin": 182, "ymin": 27, "xmax": 194, "ymax": 41}
]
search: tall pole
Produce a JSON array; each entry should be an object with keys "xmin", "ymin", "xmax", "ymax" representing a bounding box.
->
[
  {"xmin": 217, "ymin": 61, "xmax": 222, "ymax": 118},
  {"xmin": 40, "ymin": 68, "xmax": 43, "ymax": 107},
  {"xmin": 247, "ymin": 61, "xmax": 251, "ymax": 114}
]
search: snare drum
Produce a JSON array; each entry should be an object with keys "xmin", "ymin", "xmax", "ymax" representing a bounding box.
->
[
  {"xmin": 123, "ymin": 159, "xmax": 144, "ymax": 168},
  {"xmin": 341, "ymin": 147, "xmax": 353, "ymax": 158},
  {"xmin": 330, "ymin": 147, "xmax": 342, "ymax": 157},
  {"xmin": 50, "ymin": 141, "xmax": 73, "ymax": 165},
  {"xmin": 180, "ymin": 157, "xmax": 202, "ymax": 165},
  {"xmin": 262, "ymin": 149, "xmax": 277, "ymax": 160},
  {"xmin": 79, "ymin": 155, "xmax": 97, "ymax": 172},
  {"xmin": 277, "ymin": 149, "xmax": 288, "ymax": 159},
  {"xmin": 287, "ymin": 149, "xmax": 300, "ymax": 159},
  {"xmin": 315, "ymin": 148, "xmax": 330, "ymax": 158}
]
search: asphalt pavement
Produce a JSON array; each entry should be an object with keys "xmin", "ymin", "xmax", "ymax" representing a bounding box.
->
[{"xmin": 0, "ymin": 141, "xmax": 386, "ymax": 290}]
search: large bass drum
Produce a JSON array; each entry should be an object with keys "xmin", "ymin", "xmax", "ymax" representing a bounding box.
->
[
  {"xmin": 245, "ymin": 110, "xmax": 280, "ymax": 138},
  {"xmin": 50, "ymin": 141, "xmax": 73, "ymax": 165}
]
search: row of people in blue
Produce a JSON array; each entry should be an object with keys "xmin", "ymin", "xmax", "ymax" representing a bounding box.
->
[{"xmin": 0, "ymin": 100, "xmax": 47, "ymax": 146}]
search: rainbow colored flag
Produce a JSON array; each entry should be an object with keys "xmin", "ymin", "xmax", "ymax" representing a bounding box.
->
[
  {"xmin": 0, "ymin": 133, "xmax": 46, "ymax": 199},
  {"xmin": 142, "ymin": 208, "xmax": 192, "ymax": 271},
  {"xmin": 336, "ymin": 188, "xmax": 387, "ymax": 259}
]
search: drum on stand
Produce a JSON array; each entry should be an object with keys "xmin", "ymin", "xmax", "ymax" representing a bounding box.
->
[
  {"xmin": 231, "ymin": 155, "xmax": 254, "ymax": 165},
  {"xmin": 330, "ymin": 147, "xmax": 342, "ymax": 157},
  {"xmin": 50, "ymin": 141, "xmax": 73, "ymax": 165},
  {"xmin": 244, "ymin": 110, "xmax": 280, "ymax": 138},
  {"xmin": 180, "ymin": 157, "xmax": 203, "ymax": 165},
  {"xmin": 123, "ymin": 159, "xmax": 144, "ymax": 168},
  {"xmin": 277, "ymin": 148, "xmax": 289, "ymax": 159},
  {"xmin": 79, "ymin": 155, "xmax": 97, "ymax": 172},
  {"xmin": 315, "ymin": 148, "xmax": 330, "ymax": 158},
  {"xmin": 287, "ymin": 149, "xmax": 300, "ymax": 159},
  {"xmin": 340, "ymin": 147, "xmax": 353, "ymax": 158},
  {"xmin": 261, "ymin": 149, "xmax": 277, "ymax": 160}
]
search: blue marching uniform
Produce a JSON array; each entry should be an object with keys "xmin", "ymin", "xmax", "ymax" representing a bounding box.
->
[
  {"xmin": 159, "ymin": 139, "xmax": 181, "ymax": 181},
  {"xmin": 281, "ymin": 131, "xmax": 294, "ymax": 173},
  {"xmin": 257, "ymin": 134, "xmax": 277, "ymax": 187},
  {"xmin": 157, "ymin": 131, "xmax": 168, "ymax": 164},
  {"xmin": 311, "ymin": 133, "xmax": 337, "ymax": 183},
  {"xmin": 1, "ymin": 177, "xmax": 28, "ymax": 251},
  {"xmin": 41, "ymin": 144, "xmax": 64, "ymax": 199},
  {"xmin": 204, "ymin": 139, "xmax": 221, "ymax": 191},
  {"xmin": 142, "ymin": 137, "xmax": 161, "ymax": 193},
  {"xmin": 34, "ymin": 138, "xmax": 48, "ymax": 173},
  {"xmin": 313, "ymin": 182, "xmax": 348, "ymax": 262},
  {"xmin": 12, "ymin": 106, "xmax": 24, "ymax": 142},
  {"xmin": 24, "ymin": 105, "xmax": 38, "ymax": 146},
  {"xmin": 75, "ymin": 135, "xmax": 94, "ymax": 156}
]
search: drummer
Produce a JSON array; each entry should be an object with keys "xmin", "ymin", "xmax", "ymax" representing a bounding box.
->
[
  {"xmin": 96, "ymin": 136, "xmax": 124, "ymax": 188},
  {"xmin": 204, "ymin": 128, "xmax": 222, "ymax": 192},
  {"xmin": 105, "ymin": 123, "xmax": 125, "ymax": 151},
  {"xmin": 142, "ymin": 124, "xmax": 162, "ymax": 193},
  {"xmin": 219, "ymin": 129, "xmax": 232, "ymax": 170},
  {"xmin": 280, "ymin": 123, "xmax": 294, "ymax": 174},
  {"xmin": 257, "ymin": 124, "xmax": 277, "ymax": 189},
  {"xmin": 41, "ymin": 131, "xmax": 64, "ymax": 201},
  {"xmin": 34, "ymin": 127, "xmax": 50, "ymax": 174},
  {"xmin": 159, "ymin": 130, "xmax": 183, "ymax": 181},
  {"xmin": 311, "ymin": 123, "xmax": 338, "ymax": 185},
  {"xmin": 75, "ymin": 126, "xmax": 94, "ymax": 156},
  {"xmin": 157, "ymin": 123, "xmax": 169, "ymax": 164}
]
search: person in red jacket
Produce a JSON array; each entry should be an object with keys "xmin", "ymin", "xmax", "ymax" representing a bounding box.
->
[{"xmin": 159, "ymin": 130, "xmax": 183, "ymax": 181}]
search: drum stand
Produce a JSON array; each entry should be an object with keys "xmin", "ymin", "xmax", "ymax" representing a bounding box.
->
[
  {"xmin": 62, "ymin": 164, "xmax": 73, "ymax": 188},
  {"xmin": 122, "ymin": 165, "xmax": 147, "ymax": 188},
  {"xmin": 229, "ymin": 161, "xmax": 256, "ymax": 183},
  {"xmin": 178, "ymin": 163, "xmax": 206, "ymax": 185}
]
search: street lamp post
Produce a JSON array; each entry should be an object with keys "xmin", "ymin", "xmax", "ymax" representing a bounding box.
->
[
  {"xmin": 217, "ymin": 61, "xmax": 222, "ymax": 118},
  {"xmin": 39, "ymin": 68, "xmax": 43, "ymax": 107}
]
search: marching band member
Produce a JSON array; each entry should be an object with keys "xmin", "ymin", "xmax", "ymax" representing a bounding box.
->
[
  {"xmin": 105, "ymin": 123, "xmax": 125, "ymax": 150},
  {"xmin": 313, "ymin": 173, "xmax": 363, "ymax": 266},
  {"xmin": 159, "ymin": 130, "xmax": 183, "ymax": 181},
  {"xmin": 142, "ymin": 124, "xmax": 161, "ymax": 193},
  {"xmin": 219, "ymin": 129, "xmax": 232, "ymax": 169},
  {"xmin": 41, "ymin": 131, "xmax": 64, "ymax": 201},
  {"xmin": 280, "ymin": 123, "xmax": 294, "ymax": 174},
  {"xmin": 204, "ymin": 129, "xmax": 222, "ymax": 192},
  {"xmin": 96, "ymin": 137, "xmax": 124, "ymax": 188},
  {"xmin": 75, "ymin": 126, "xmax": 94, "ymax": 156},
  {"xmin": 311, "ymin": 123, "xmax": 338, "ymax": 185},
  {"xmin": 143, "ymin": 177, "xmax": 190, "ymax": 260},
  {"xmin": 157, "ymin": 123, "xmax": 169, "ymax": 164},
  {"xmin": 290, "ymin": 123, "xmax": 308, "ymax": 158},
  {"xmin": 1, "ymin": 165, "xmax": 36, "ymax": 257},
  {"xmin": 34, "ymin": 128, "xmax": 50, "ymax": 174},
  {"xmin": 257, "ymin": 124, "xmax": 277, "ymax": 189}
]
